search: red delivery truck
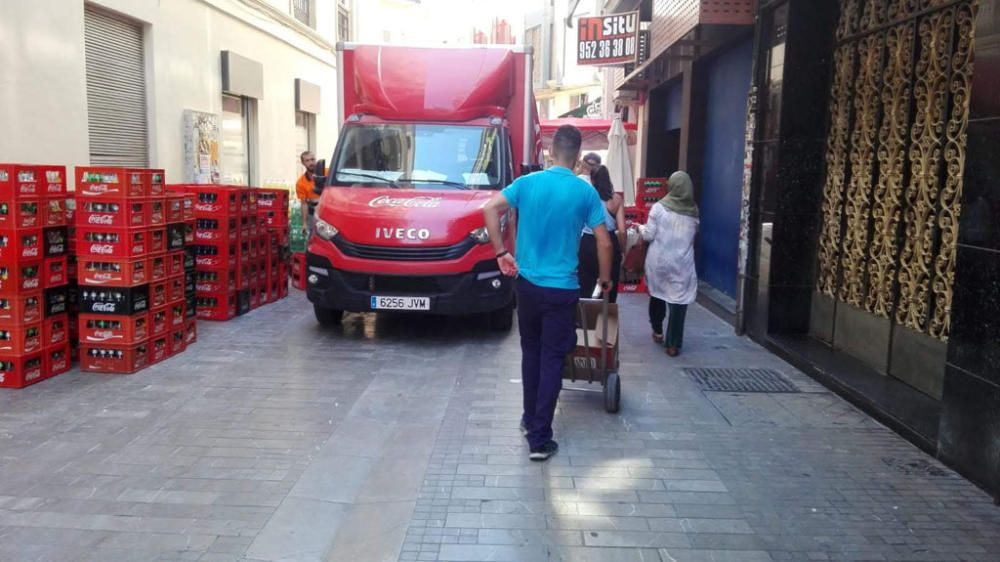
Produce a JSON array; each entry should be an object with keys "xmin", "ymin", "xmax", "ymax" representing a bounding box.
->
[{"xmin": 306, "ymin": 43, "xmax": 540, "ymax": 330}]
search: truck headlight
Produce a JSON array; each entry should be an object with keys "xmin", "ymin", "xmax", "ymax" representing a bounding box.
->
[
  {"xmin": 469, "ymin": 226, "xmax": 490, "ymax": 244},
  {"xmin": 315, "ymin": 219, "xmax": 339, "ymax": 241}
]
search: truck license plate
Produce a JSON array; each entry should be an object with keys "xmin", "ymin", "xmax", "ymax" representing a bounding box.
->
[{"xmin": 370, "ymin": 296, "xmax": 431, "ymax": 311}]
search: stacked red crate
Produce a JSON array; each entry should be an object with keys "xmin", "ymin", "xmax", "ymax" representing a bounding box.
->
[
  {"xmin": 75, "ymin": 168, "xmax": 183, "ymax": 373},
  {"xmin": 185, "ymin": 185, "xmax": 242, "ymax": 321},
  {"xmin": 0, "ymin": 164, "xmax": 69, "ymax": 388},
  {"xmin": 255, "ymin": 189, "xmax": 290, "ymax": 305}
]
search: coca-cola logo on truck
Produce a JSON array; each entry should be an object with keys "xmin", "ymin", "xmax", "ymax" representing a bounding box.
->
[{"xmin": 368, "ymin": 196, "xmax": 442, "ymax": 208}]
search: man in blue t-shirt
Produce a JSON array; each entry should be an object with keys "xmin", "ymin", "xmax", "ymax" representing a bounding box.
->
[{"xmin": 483, "ymin": 125, "xmax": 613, "ymax": 461}]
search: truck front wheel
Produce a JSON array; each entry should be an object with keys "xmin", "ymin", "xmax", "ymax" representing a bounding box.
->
[
  {"xmin": 314, "ymin": 305, "xmax": 343, "ymax": 327},
  {"xmin": 487, "ymin": 302, "xmax": 515, "ymax": 332}
]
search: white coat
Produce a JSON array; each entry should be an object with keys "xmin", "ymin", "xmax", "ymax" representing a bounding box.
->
[{"xmin": 639, "ymin": 204, "xmax": 699, "ymax": 305}]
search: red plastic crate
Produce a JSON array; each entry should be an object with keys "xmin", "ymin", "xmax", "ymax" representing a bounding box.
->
[
  {"xmin": 255, "ymin": 188, "xmax": 290, "ymax": 211},
  {"xmin": 169, "ymin": 300, "xmax": 185, "ymax": 329},
  {"xmin": 0, "ymin": 322, "xmax": 43, "ymax": 355},
  {"xmin": 149, "ymin": 279, "xmax": 169, "ymax": 309},
  {"xmin": 278, "ymin": 279, "xmax": 288, "ymax": 299},
  {"xmin": 78, "ymin": 199, "xmax": 148, "ymax": 228},
  {"xmin": 43, "ymin": 314, "xmax": 69, "ymax": 348},
  {"xmin": 194, "ymin": 216, "xmax": 238, "ymax": 243},
  {"xmin": 43, "ymin": 256, "xmax": 68, "ymax": 287},
  {"xmin": 167, "ymin": 275, "xmax": 185, "ymax": 304},
  {"xmin": 149, "ymin": 198, "xmax": 166, "ymax": 226},
  {"xmin": 0, "ymin": 261, "xmax": 43, "ymax": 296},
  {"xmin": 149, "ymin": 305, "xmax": 169, "ymax": 337},
  {"xmin": 291, "ymin": 252, "xmax": 306, "ymax": 290},
  {"xmin": 38, "ymin": 165, "xmax": 67, "ymax": 197},
  {"xmin": 148, "ymin": 228, "xmax": 166, "ymax": 254},
  {"xmin": 43, "ymin": 226, "xmax": 68, "ymax": 258},
  {"xmin": 0, "ymin": 293, "xmax": 42, "ymax": 325},
  {"xmin": 0, "ymin": 228, "xmax": 42, "ymax": 262},
  {"xmin": 194, "ymin": 267, "xmax": 237, "ymax": 293},
  {"xmin": 0, "ymin": 200, "xmax": 41, "ymax": 229},
  {"xmin": 149, "ymin": 254, "xmax": 168, "ymax": 282},
  {"xmin": 79, "ymin": 313, "xmax": 149, "ymax": 345},
  {"xmin": 182, "ymin": 194, "xmax": 194, "ymax": 220},
  {"xmin": 184, "ymin": 318, "xmax": 197, "ymax": 345},
  {"xmin": 75, "ymin": 167, "xmax": 147, "ymax": 198},
  {"xmin": 193, "ymin": 242, "xmax": 238, "ymax": 269},
  {"xmin": 188, "ymin": 186, "xmax": 240, "ymax": 216},
  {"xmin": 166, "ymin": 251, "xmax": 184, "ymax": 277},
  {"xmin": 0, "ymin": 164, "xmax": 43, "ymax": 199},
  {"xmin": 196, "ymin": 290, "xmax": 237, "ymax": 321},
  {"xmin": 169, "ymin": 327, "xmax": 186, "ymax": 356},
  {"xmin": 77, "ymin": 257, "xmax": 148, "ymax": 287},
  {"xmin": 166, "ymin": 223, "xmax": 185, "ymax": 251},
  {"xmin": 40, "ymin": 198, "xmax": 67, "ymax": 227},
  {"xmin": 147, "ymin": 170, "xmax": 166, "ymax": 197},
  {"xmin": 166, "ymin": 194, "xmax": 185, "ymax": 223},
  {"xmin": 80, "ymin": 341, "xmax": 148, "ymax": 374},
  {"xmin": 44, "ymin": 343, "xmax": 71, "ymax": 379},
  {"xmin": 76, "ymin": 227, "xmax": 147, "ymax": 258},
  {"xmin": 0, "ymin": 352, "xmax": 45, "ymax": 388},
  {"xmin": 184, "ymin": 220, "xmax": 195, "ymax": 245},
  {"xmin": 149, "ymin": 335, "xmax": 169, "ymax": 364}
]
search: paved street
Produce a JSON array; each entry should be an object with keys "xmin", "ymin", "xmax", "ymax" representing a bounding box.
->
[{"xmin": 0, "ymin": 292, "xmax": 997, "ymax": 562}]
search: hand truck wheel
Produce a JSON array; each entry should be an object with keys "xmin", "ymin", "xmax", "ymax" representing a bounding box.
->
[{"xmin": 604, "ymin": 371, "xmax": 621, "ymax": 413}]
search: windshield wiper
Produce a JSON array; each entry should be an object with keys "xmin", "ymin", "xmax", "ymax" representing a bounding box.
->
[
  {"xmin": 336, "ymin": 172, "xmax": 401, "ymax": 189},
  {"xmin": 395, "ymin": 178, "xmax": 471, "ymax": 190}
]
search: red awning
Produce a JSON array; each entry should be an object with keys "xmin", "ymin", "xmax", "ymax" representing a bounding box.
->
[{"xmin": 540, "ymin": 118, "xmax": 638, "ymax": 151}]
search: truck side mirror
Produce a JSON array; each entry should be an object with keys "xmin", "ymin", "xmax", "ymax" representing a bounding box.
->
[{"xmin": 313, "ymin": 159, "xmax": 328, "ymax": 195}]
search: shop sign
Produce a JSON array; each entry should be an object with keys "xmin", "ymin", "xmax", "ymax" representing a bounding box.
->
[{"xmin": 576, "ymin": 11, "xmax": 640, "ymax": 66}]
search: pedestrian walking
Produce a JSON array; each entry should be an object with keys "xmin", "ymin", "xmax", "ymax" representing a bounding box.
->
[
  {"xmin": 578, "ymin": 165, "xmax": 626, "ymax": 303},
  {"xmin": 483, "ymin": 125, "xmax": 614, "ymax": 462},
  {"xmin": 295, "ymin": 151, "xmax": 320, "ymax": 235},
  {"xmin": 640, "ymin": 171, "xmax": 699, "ymax": 357}
]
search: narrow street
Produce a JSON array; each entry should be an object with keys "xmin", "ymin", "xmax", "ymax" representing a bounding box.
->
[{"xmin": 0, "ymin": 294, "xmax": 997, "ymax": 562}]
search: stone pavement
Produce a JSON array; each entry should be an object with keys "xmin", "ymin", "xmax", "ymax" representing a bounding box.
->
[{"xmin": 0, "ymin": 293, "xmax": 997, "ymax": 562}]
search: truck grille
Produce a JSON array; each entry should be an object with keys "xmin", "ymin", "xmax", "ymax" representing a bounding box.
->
[
  {"xmin": 333, "ymin": 236, "xmax": 475, "ymax": 262},
  {"xmin": 340, "ymin": 272, "xmax": 461, "ymax": 294}
]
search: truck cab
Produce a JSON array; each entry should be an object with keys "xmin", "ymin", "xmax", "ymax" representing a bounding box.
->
[{"xmin": 306, "ymin": 44, "xmax": 538, "ymax": 330}]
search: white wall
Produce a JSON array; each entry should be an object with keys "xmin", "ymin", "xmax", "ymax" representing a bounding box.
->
[{"xmin": 0, "ymin": 0, "xmax": 342, "ymax": 189}]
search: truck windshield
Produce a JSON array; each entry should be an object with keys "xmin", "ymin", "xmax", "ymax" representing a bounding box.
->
[{"xmin": 333, "ymin": 124, "xmax": 502, "ymax": 190}]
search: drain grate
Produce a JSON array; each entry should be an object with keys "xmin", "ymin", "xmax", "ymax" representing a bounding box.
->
[
  {"xmin": 883, "ymin": 457, "xmax": 953, "ymax": 478},
  {"xmin": 685, "ymin": 368, "xmax": 800, "ymax": 393}
]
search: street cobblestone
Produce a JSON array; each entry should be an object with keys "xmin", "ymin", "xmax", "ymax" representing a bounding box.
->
[{"xmin": 0, "ymin": 292, "xmax": 997, "ymax": 561}]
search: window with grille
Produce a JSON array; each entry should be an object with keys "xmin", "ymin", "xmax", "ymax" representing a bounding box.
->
[
  {"xmin": 291, "ymin": 0, "xmax": 311, "ymax": 27},
  {"xmin": 338, "ymin": 3, "xmax": 351, "ymax": 42}
]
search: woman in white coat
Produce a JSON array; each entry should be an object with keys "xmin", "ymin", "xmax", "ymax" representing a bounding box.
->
[{"xmin": 639, "ymin": 171, "xmax": 699, "ymax": 357}]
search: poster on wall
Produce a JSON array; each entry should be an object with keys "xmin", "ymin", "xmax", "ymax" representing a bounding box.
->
[
  {"xmin": 576, "ymin": 11, "xmax": 640, "ymax": 66},
  {"xmin": 182, "ymin": 110, "xmax": 221, "ymax": 184}
]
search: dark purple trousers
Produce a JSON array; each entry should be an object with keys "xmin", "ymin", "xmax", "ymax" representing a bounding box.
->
[{"xmin": 516, "ymin": 277, "xmax": 578, "ymax": 449}]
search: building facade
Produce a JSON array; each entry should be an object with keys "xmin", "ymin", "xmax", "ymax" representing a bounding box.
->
[
  {"xmin": 0, "ymin": 0, "xmax": 352, "ymax": 189},
  {"xmin": 741, "ymin": 0, "xmax": 1000, "ymax": 498}
]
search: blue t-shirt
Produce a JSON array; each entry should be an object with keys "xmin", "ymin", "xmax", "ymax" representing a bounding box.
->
[{"xmin": 501, "ymin": 166, "xmax": 606, "ymax": 290}]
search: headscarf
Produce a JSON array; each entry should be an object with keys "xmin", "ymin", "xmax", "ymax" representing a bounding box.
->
[{"xmin": 659, "ymin": 171, "xmax": 699, "ymax": 218}]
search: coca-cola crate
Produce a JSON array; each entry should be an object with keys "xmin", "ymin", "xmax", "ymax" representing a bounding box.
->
[
  {"xmin": 44, "ymin": 343, "xmax": 71, "ymax": 379},
  {"xmin": 182, "ymin": 194, "xmax": 194, "ymax": 220},
  {"xmin": 76, "ymin": 227, "xmax": 147, "ymax": 258},
  {"xmin": 249, "ymin": 286, "xmax": 262, "ymax": 310},
  {"xmin": 149, "ymin": 279, "xmax": 169, "ymax": 309},
  {"xmin": 44, "ymin": 286, "xmax": 69, "ymax": 317},
  {"xmin": 78, "ymin": 257, "xmax": 148, "ymax": 287},
  {"xmin": 0, "ymin": 228, "xmax": 42, "ymax": 262},
  {"xmin": 166, "ymin": 251, "xmax": 184, "ymax": 277},
  {"xmin": 40, "ymin": 198, "xmax": 67, "ymax": 227},
  {"xmin": 148, "ymin": 228, "xmax": 166, "ymax": 254},
  {"xmin": 43, "ymin": 226, "xmax": 69, "ymax": 257},
  {"xmin": 185, "ymin": 292, "xmax": 197, "ymax": 319},
  {"xmin": 149, "ymin": 305, "xmax": 169, "ymax": 338},
  {"xmin": 189, "ymin": 186, "xmax": 239, "ymax": 216},
  {"xmin": 147, "ymin": 170, "xmax": 165, "ymax": 197},
  {"xmin": 0, "ymin": 261, "xmax": 43, "ymax": 296},
  {"xmin": 196, "ymin": 290, "xmax": 236, "ymax": 321},
  {"xmin": 77, "ymin": 199, "xmax": 148, "ymax": 229},
  {"xmin": 273, "ymin": 225, "xmax": 290, "ymax": 246},
  {"xmin": 0, "ymin": 164, "xmax": 43, "ymax": 199},
  {"xmin": 0, "ymin": 200, "xmax": 41, "ymax": 229},
  {"xmin": 0, "ymin": 293, "xmax": 42, "ymax": 325},
  {"xmin": 0, "ymin": 352, "xmax": 45, "ymax": 388},
  {"xmin": 237, "ymin": 289, "xmax": 251, "ymax": 316},
  {"xmin": 43, "ymin": 256, "xmax": 69, "ymax": 287},
  {"xmin": 184, "ymin": 270, "xmax": 195, "ymax": 295},
  {"xmin": 67, "ymin": 254, "xmax": 77, "ymax": 280},
  {"xmin": 43, "ymin": 314, "xmax": 69, "ymax": 348},
  {"xmin": 183, "ymin": 247, "xmax": 195, "ymax": 270},
  {"xmin": 195, "ymin": 216, "xmax": 238, "ymax": 243},
  {"xmin": 80, "ymin": 341, "xmax": 148, "ymax": 374},
  {"xmin": 37, "ymin": 165, "xmax": 67, "ymax": 197},
  {"xmin": 278, "ymin": 278, "xmax": 289, "ymax": 299},
  {"xmin": 239, "ymin": 190, "xmax": 254, "ymax": 214},
  {"xmin": 234, "ymin": 262, "xmax": 252, "ymax": 290},
  {"xmin": 167, "ymin": 275, "xmax": 185, "ymax": 304},
  {"xmin": 169, "ymin": 327, "xmax": 186, "ymax": 356},
  {"xmin": 169, "ymin": 300, "xmax": 185, "ymax": 329},
  {"xmin": 184, "ymin": 220, "xmax": 195, "ymax": 245},
  {"xmin": 149, "ymin": 335, "xmax": 169, "ymax": 364},
  {"xmin": 149, "ymin": 198, "xmax": 166, "ymax": 226},
  {"xmin": 166, "ymin": 194, "xmax": 185, "ymax": 223},
  {"xmin": 149, "ymin": 253, "xmax": 168, "ymax": 282},
  {"xmin": 256, "ymin": 188, "xmax": 290, "ymax": 211},
  {"xmin": 193, "ymin": 242, "xmax": 238, "ymax": 269},
  {"xmin": 79, "ymin": 284, "xmax": 149, "ymax": 315},
  {"xmin": 75, "ymin": 167, "xmax": 147, "ymax": 199},
  {"xmin": 195, "ymin": 267, "xmax": 237, "ymax": 293},
  {"xmin": 166, "ymin": 223, "xmax": 185, "ymax": 251},
  {"xmin": 0, "ymin": 321, "xmax": 43, "ymax": 355},
  {"xmin": 79, "ymin": 312, "xmax": 149, "ymax": 345},
  {"xmin": 64, "ymin": 196, "xmax": 76, "ymax": 223}
]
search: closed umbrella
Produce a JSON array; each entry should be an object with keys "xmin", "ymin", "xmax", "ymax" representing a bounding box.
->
[{"xmin": 605, "ymin": 115, "xmax": 635, "ymax": 207}]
